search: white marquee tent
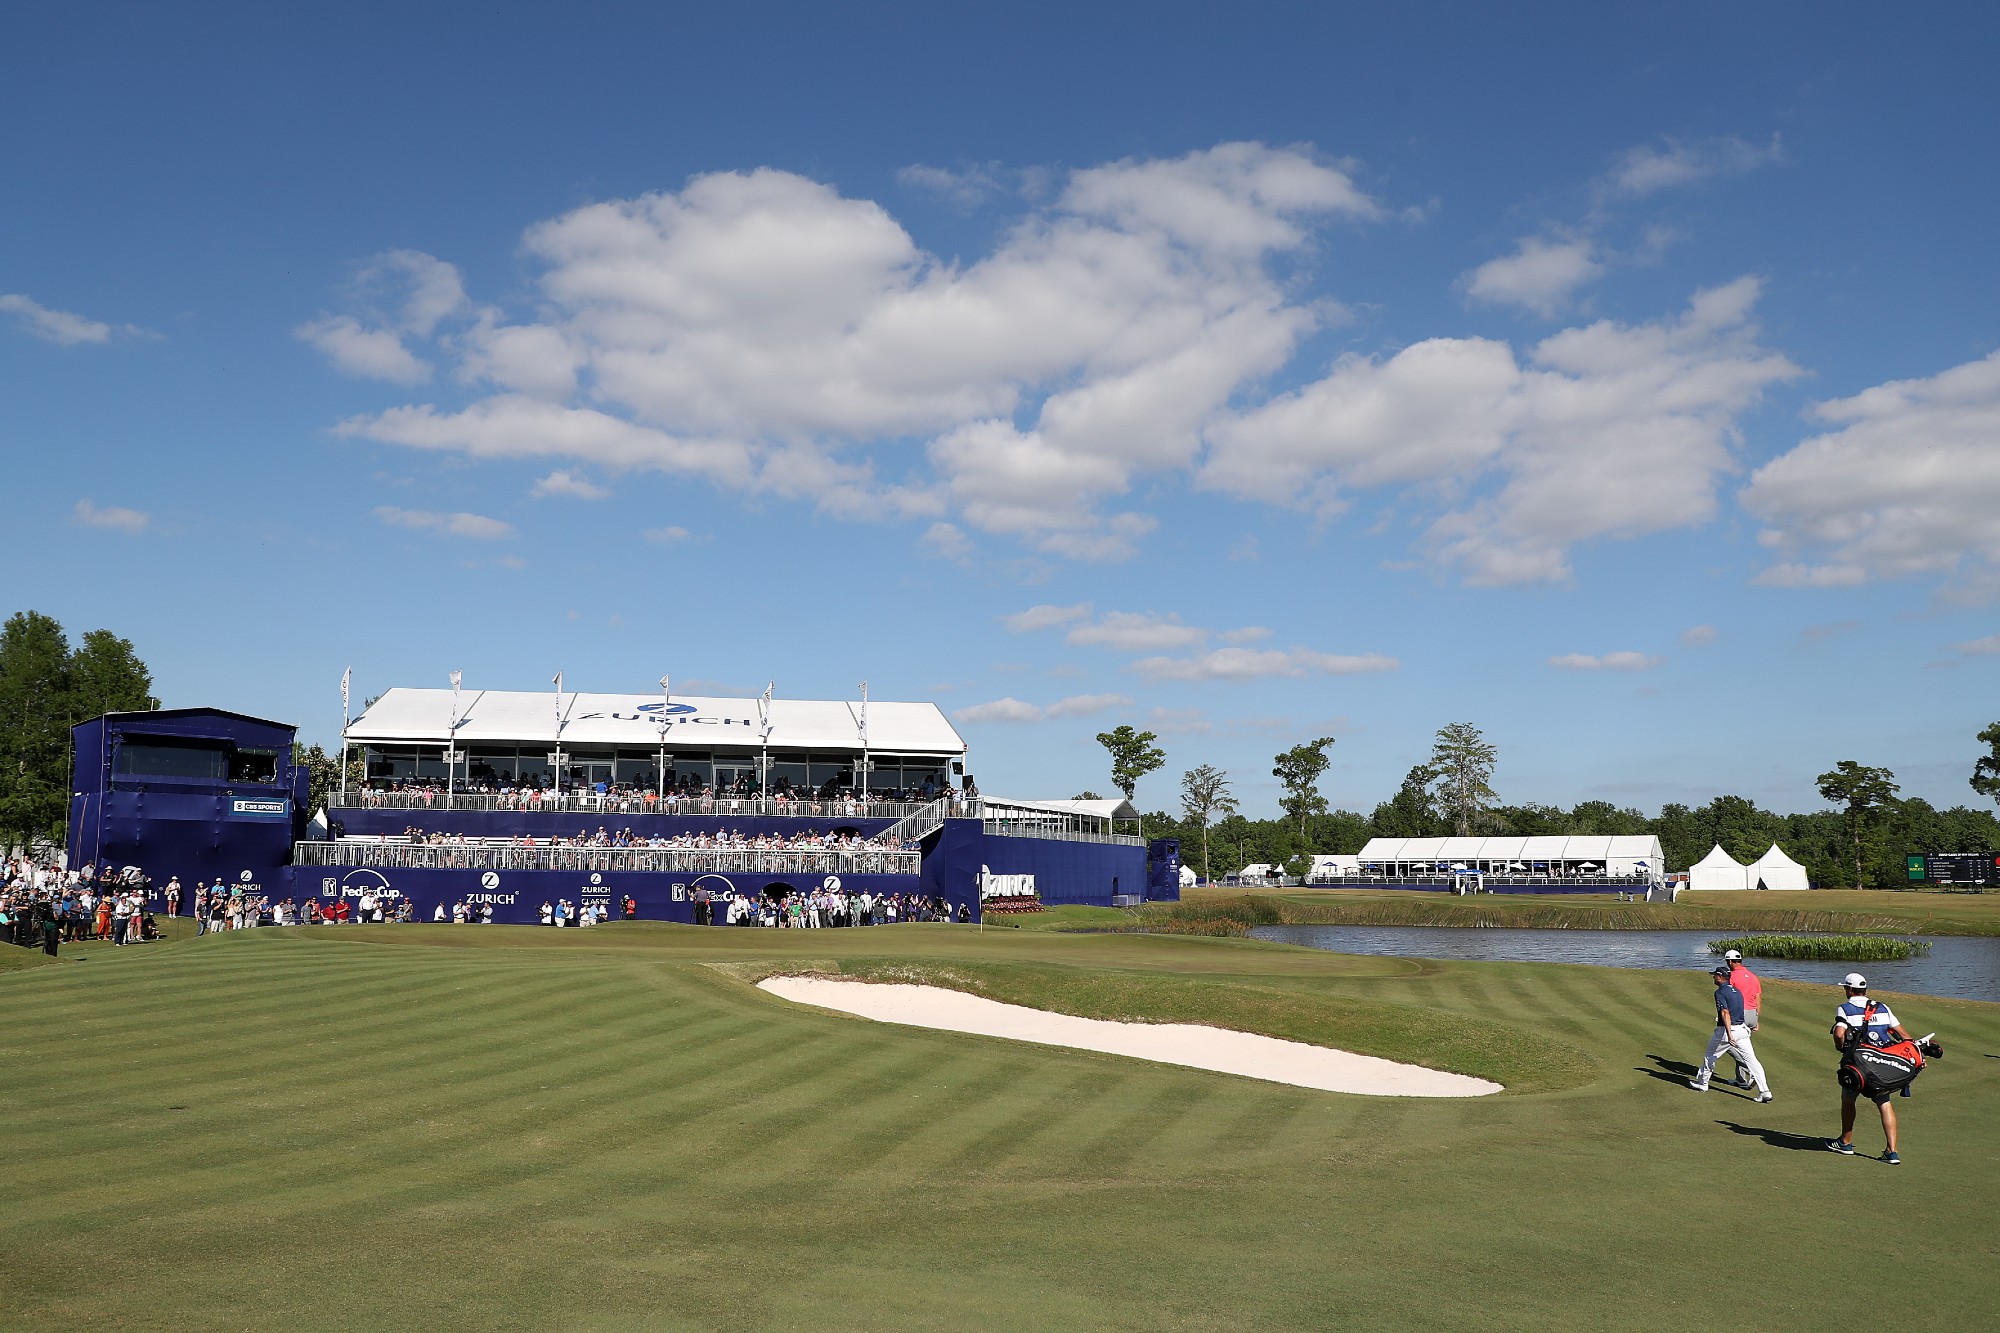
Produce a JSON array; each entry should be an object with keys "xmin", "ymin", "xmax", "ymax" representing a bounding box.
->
[
  {"xmin": 1747, "ymin": 843, "xmax": 1810, "ymax": 891},
  {"xmin": 1686, "ymin": 844, "xmax": 1750, "ymax": 892},
  {"xmin": 1354, "ymin": 835, "xmax": 1664, "ymax": 882}
]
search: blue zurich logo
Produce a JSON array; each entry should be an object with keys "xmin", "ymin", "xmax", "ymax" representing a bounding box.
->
[{"xmin": 633, "ymin": 702, "xmax": 699, "ymax": 716}]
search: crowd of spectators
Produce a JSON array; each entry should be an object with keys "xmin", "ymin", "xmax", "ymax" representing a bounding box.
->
[
  {"xmin": 343, "ymin": 774, "xmax": 975, "ymax": 815},
  {"xmin": 2, "ymin": 856, "xmax": 168, "ymax": 954},
  {"xmin": 313, "ymin": 825, "xmax": 918, "ymax": 875},
  {"xmin": 694, "ymin": 887, "xmax": 967, "ymax": 928}
]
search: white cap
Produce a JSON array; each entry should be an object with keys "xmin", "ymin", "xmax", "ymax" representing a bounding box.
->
[
  {"xmin": 1843, "ymin": 972, "xmax": 1868, "ymax": 989},
  {"xmin": 1723, "ymin": 949, "xmax": 1742, "ymax": 961}
]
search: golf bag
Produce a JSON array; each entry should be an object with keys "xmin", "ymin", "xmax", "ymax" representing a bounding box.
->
[{"xmin": 1835, "ymin": 1002, "xmax": 1936, "ymax": 1098}]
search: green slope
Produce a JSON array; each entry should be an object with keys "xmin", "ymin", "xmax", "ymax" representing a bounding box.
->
[{"xmin": 0, "ymin": 923, "xmax": 1993, "ymax": 1331}]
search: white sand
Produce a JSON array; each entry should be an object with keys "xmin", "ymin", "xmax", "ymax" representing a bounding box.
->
[{"xmin": 757, "ymin": 976, "xmax": 1502, "ymax": 1097}]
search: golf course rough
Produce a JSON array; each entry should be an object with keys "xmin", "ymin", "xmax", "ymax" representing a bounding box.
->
[
  {"xmin": 756, "ymin": 975, "xmax": 1505, "ymax": 1096},
  {"xmin": 0, "ymin": 918, "xmax": 1994, "ymax": 1332}
]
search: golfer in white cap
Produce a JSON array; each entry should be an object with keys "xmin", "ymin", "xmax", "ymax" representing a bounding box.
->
[
  {"xmin": 1691, "ymin": 963, "xmax": 1771, "ymax": 1101},
  {"xmin": 1721, "ymin": 949, "xmax": 1762, "ymax": 1088}
]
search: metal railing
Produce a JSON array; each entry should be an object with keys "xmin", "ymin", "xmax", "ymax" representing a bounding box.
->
[
  {"xmin": 981, "ymin": 820, "xmax": 1145, "ymax": 847},
  {"xmin": 295, "ymin": 840, "xmax": 920, "ymax": 877},
  {"xmin": 328, "ymin": 790, "xmax": 961, "ymax": 820},
  {"xmin": 879, "ymin": 798, "xmax": 966, "ymax": 846},
  {"xmin": 1304, "ymin": 874, "xmax": 1654, "ymax": 889}
]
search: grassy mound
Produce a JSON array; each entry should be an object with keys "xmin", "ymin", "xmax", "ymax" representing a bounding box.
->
[{"xmin": 1709, "ymin": 933, "xmax": 1931, "ymax": 961}]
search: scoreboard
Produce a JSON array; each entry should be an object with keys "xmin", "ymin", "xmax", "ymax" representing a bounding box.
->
[{"xmin": 1914, "ymin": 852, "xmax": 2000, "ymax": 886}]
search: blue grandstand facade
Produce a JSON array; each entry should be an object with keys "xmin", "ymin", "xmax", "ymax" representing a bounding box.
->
[{"xmin": 68, "ymin": 685, "xmax": 1178, "ymax": 924}]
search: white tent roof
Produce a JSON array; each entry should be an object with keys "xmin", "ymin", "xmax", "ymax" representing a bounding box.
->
[
  {"xmin": 1748, "ymin": 844, "xmax": 1806, "ymax": 871},
  {"xmin": 1691, "ymin": 844, "xmax": 1748, "ymax": 870},
  {"xmin": 984, "ymin": 795, "xmax": 1139, "ymax": 821},
  {"xmin": 1358, "ymin": 835, "xmax": 1663, "ymax": 864},
  {"xmin": 345, "ymin": 687, "xmax": 966, "ymax": 756}
]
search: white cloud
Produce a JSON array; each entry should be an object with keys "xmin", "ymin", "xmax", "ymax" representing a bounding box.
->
[
  {"xmin": 1131, "ymin": 647, "xmax": 1398, "ymax": 681},
  {"xmin": 530, "ymin": 469, "xmax": 608, "ymax": 500},
  {"xmin": 297, "ymin": 316, "xmax": 431, "ymax": 384},
  {"xmin": 2, "ymin": 293, "xmax": 152, "ymax": 345},
  {"xmin": 1044, "ymin": 693, "xmax": 1134, "ymax": 718},
  {"xmin": 920, "ymin": 521, "xmax": 973, "ymax": 560},
  {"xmin": 1953, "ymin": 634, "xmax": 2000, "ymax": 657},
  {"xmin": 1743, "ymin": 349, "xmax": 2000, "ymax": 600},
  {"xmin": 643, "ymin": 524, "xmax": 694, "ymax": 543},
  {"xmin": 1067, "ymin": 611, "xmax": 1208, "ymax": 652},
  {"xmin": 897, "ymin": 162, "xmax": 1006, "ymax": 208},
  {"xmin": 1003, "ymin": 602, "xmax": 1093, "ymax": 633},
  {"xmin": 374, "ymin": 506, "xmax": 515, "ymax": 539},
  {"xmin": 954, "ymin": 693, "xmax": 1132, "ymax": 724},
  {"xmin": 73, "ymin": 499, "xmax": 148, "ymax": 533},
  {"xmin": 1462, "ymin": 236, "xmax": 1603, "ymax": 316},
  {"xmin": 1601, "ymin": 135, "xmax": 1782, "ymax": 199},
  {"xmin": 1548, "ymin": 651, "xmax": 1660, "ymax": 671},
  {"xmin": 953, "ymin": 697, "xmax": 1047, "ymax": 724},
  {"xmin": 1681, "ymin": 624, "xmax": 1718, "ymax": 647},
  {"xmin": 363, "ymin": 250, "xmax": 467, "ymax": 335},
  {"xmin": 1211, "ymin": 277, "xmax": 1801, "ymax": 583},
  {"xmin": 319, "ymin": 144, "xmax": 1378, "ymax": 564}
]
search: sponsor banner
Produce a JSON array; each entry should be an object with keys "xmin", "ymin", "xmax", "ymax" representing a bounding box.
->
[
  {"xmin": 229, "ymin": 797, "xmax": 291, "ymax": 820},
  {"xmin": 978, "ymin": 864, "xmax": 1043, "ymax": 913}
]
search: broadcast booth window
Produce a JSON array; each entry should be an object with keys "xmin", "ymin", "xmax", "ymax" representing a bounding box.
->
[
  {"xmin": 116, "ymin": 741, "xmax": 227, "ymax": 781},
  {"xmin": 229, "ymin": 749, "xmax": 279, "ymax": 783}
]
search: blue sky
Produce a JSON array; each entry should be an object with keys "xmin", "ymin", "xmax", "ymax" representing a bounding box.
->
[{"xmin": 5, "ymin": 2, "xmax": 1997, "ymax": 820}]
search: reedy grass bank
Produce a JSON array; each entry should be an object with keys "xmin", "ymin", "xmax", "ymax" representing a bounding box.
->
[
  {"xmin": 1708, "ymin": 933, "xmax": 1932, "ymax": 961},
  {"xmin": 1043, "ymin": 887, "xmax": 1996, "ymax": 938}
]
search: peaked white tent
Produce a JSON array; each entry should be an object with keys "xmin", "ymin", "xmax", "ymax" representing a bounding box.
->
[
  {"xmin": 1747, "ymin": 843, "xmax": 1810, "ymax": 891},
  {"xmin": 1686, "ymin": 844, "xmax": 1750, "ymax": 892}
]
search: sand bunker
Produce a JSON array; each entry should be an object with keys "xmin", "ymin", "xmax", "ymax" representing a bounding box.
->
[{"xmin": 757, "ymin": 977, "xmax": 1502, "ymax": 1097}]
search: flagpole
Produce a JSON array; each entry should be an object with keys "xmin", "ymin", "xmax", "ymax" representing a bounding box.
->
[
  {"xmin": 668, "ymin": 676, "xmax": 684, "ymax": 800},
  {"xmin": 447, "ymin": 670, "xmax": 462, "ymax": 804},
  {"xmin": 858, "ymin": 680, "xmax": 869, "ymax": 808},
  {"xmin": 553, "ymin": 671, "xmax": 564, "ymax": 806},
  {"xmin": 338, "ymin": 667, "xmax": 352, "ymax": 806},
  {"xmin": 758, "ymin": 681, "xmax": 773, "ymax": 806}
]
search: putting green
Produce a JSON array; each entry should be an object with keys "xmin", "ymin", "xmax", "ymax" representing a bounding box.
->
[{"xmin": 1, "ymin": 923, "xmax": 1994, "ymax": 1331}]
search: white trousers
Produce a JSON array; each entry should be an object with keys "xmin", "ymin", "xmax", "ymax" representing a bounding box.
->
[{"xmin": 1695, "ymin": 1024, "xmax": 1767, "ymax": 1093}]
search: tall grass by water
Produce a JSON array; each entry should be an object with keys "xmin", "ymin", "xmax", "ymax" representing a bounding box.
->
[
  {"xmin": 1708, "ymin": 933, "xmax": 1931, "ymax": 961},
  {"xmin": 1117, "ymin": 892, "xmax": 1920, "ymax": 937}
]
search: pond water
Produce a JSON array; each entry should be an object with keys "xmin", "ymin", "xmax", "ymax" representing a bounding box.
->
[{"xmin": 1247, "ymin": 925, "xmax": 2000, "ymax": 1004}]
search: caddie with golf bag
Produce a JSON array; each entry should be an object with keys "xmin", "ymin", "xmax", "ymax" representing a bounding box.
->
[{"xmin": 1825, "ymin": 972, "xmax": 1943, "ymax": 1165}]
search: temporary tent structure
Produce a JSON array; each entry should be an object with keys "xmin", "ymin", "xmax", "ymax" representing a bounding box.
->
[
  {"xmin": 1747, "ymin": 844, "xmax": 1809, "ymax": 891},
  {"xmin": 1686, "ymin": 844, "xmax": 1750, "ymax": 892},
  {"xmin": 1353, "ymin": 835, "xmax": 1665, "ymax": 883}
]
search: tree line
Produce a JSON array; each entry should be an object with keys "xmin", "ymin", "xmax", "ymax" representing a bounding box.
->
[
  {"xmin": 1095, "ymin": 721, "xmax": 2000, "ymax": 890},
  {"xmin": 0, "ymin": 611, "xmax": 159, "ymax": 851}
]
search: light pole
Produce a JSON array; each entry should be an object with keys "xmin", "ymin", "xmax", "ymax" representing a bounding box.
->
[{"xmin": 657, "ymin": 674, "xmax": 671, "ymax": 802}]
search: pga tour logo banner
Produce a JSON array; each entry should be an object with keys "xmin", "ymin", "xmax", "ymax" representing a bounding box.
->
[{"xmin": 229, "ymin": 798, "xmax": 290, "ymax": 819}]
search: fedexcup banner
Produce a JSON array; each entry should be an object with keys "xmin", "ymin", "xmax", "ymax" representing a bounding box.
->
[{"xmin": 229, "ymin": 798, "xmax": 290, "ymax": 820}]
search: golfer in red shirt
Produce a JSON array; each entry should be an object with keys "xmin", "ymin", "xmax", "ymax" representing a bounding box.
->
[{"xmin": 1724, "ymin": 950, "xmax": 1763, "ymax": 1089}]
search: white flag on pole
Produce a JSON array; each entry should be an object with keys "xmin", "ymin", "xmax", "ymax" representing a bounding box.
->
[{"xmin": 340, "ymin": 667, "xmax": 351, "ymax": 714}]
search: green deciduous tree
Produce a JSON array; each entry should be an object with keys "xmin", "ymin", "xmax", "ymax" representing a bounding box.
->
[
  {"xmin": 1271, "ymin": 737, "xmax": 1336, "ymax": 839},
  {"xmin": 1972, "ymin": 722, "xmax": 2000, "ymax": 808},
  {"xmin": 294, "ymin": 743, "xmax": 366, "ymax": 817},
  {"xmin": 0, "ymin": 612, "xmax": 158, "ymax": 851},
  {"xmin": 1179, "ymin": 763, "xmax": 1237, "ymax": 881},
  {"xmin": 1096, "ymin": 724, "xmax": 1165, "ymax": 810},
  {"xmin": 1816, "ymin": 760, "xmax": 1902, "ymax": 889},
  {"xmin": 1428, "ymin": 723, "xmax": 1499, "ymax": 836}
]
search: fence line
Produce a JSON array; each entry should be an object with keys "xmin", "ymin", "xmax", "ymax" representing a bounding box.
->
[{"xmin": 294, "ymin": 841, "xmax": 920, "ymax": 877}]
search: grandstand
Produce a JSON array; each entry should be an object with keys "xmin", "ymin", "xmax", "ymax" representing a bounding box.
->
[
  {"xmin": 1312, "ymin": 835, "xmax": 1668, "ymax": 894},
  {"xmin": 68, "ymin": 685, "xmax": 1182, "ymax": 924}
]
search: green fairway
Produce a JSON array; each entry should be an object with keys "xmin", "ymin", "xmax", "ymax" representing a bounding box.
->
[{"xmin": 2, "ymin": 924, "xmax": 1995, "ymax": 1331}]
